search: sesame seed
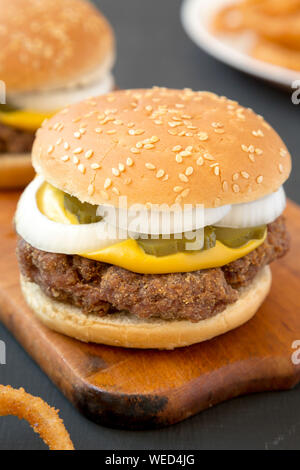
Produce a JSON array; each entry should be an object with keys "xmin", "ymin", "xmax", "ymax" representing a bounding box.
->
[
  {"xmin": 74, "ymin": 132, "xmax": 81, "ymax": 139},
  {"xmin": 145, "ymin": 163, "xmax": 156, "ymax": 170},
  {"xmin": 156, "ymin": 169, "xmax": 165, "ymax": 179},
  {"xmin": 104, "ymin": 178, "xmax": 112, "ymax": 189},
  {"xmin": 232, "ymin": 173, "xmax": 239, "ymax": 181},
  {"xmin": 214, "ymin": 166, "xmax": 220, "ymax": 176},
  {"xmin": 196, "ymin": 156, "xmax": 204, "ymax": 166},
  {"xmin": 144, "ymin": 144, "xmax": 154, "ymax": 149},
  {"xmin": 241, "ymin": 171, "xmax": 250, "ymax": 179},
  {"xmin": 107, "ymin": 129, "xmax": 117, "ymax": 135},
  {"xmin": 204, "ymin": 153, "xmax": 214, "ymax": 161},
  {"xmin": 91, "ymin": 163, "xmax": 101, "ymax": 170},
  {"xmin": 162, "ymin": 174, "xmax": 169, "ymax": 182},
  {"xmin": 130, "ymin": 148, "xmax": 140, "ymax": 154},
  {"xmin": 64, "ymin": 142, "xmax": 70, "ymax": 150},
  {"xmin": 181, "ymin": 188, "xmax": 190, "ymax": 198},
  {"xmin": 278, "ymin": 163, "xmax": 284, "ymax": 173},
  {"xmin": 173, "ymin": 186, "xmax": 183, "ymax": 193},
  {"xmin": 119, "ymin": 163, "xmax": 125, "ymax": 172},
  {"xmin": 47, "ymin": 145, "xmax": 54, "ymax": 154},
  {"xmin": 252, "ymin": 129, "xmax": 264, "ymax": 137},
  {"xmin": 124, "ymin": 177, "xmax": 132, "ymax": 185},
  {"xmin": 248, "ymin": 154, "xmax": 255, "ymax": 162},
  {"xmin": 88, "ymin": 184, "xmax": 95, "ymax": 196},
  {"xmin": 175, "ymin": 195, "xmax": 182, "ymax": 204},
  {"xmin": 198, "ymin": 132, "xmax": 208, "ymax": 141},
  {"xmin": 78, "ymin": 164, "xmax": 86, "ymax": 174},
  {"xmin": 172, "ymin": 145, "xmax": 182, "ymax": 152},
  {"xmin": 185, "ymin": 166, "xmax": 194, "ymax": 176},
  {"xmin": 168, "ymin": 121, "xmax": 182, "ymax": 128},
  {"xmin": 233, "ymin": 184, "xmax": 240, "ymax": 193},
  {"xmin": 61, "ymin": 155, "xmax": 69, "ymax": 162},
  {"xmin": 180, "ymin": 150, "xmax": 192, "ymax": 157},
  {"xmin": 112, "ymin": 168, "xmax": 120, "ymax": 176},
  {"xmin": 126, "ymin": 157, "xmax": 133, "ymax": 167},
  {"xmin": 256, "ymin": 175, "xmax": 263, "ymax": 184},
  {"xmin": 73, "ymin": 147, "xmax": 83, "ymax": 154},
  {"xmin": 73, "ymin": 156, "xmax": 79, "ymax": 164},
  {"xmin": 112, "ymin": 187, "xmax": 120, "ymax": 195},
  {"xmin": 179, "ymin": 173, "xmax": 188, "ymax": 183},
  {"xmin": 154, "ymin": 120, "xmax": 163, "ymax": 125},
  {"xmin": 56, "ymin": 138, "xmax": 62, "ymax": 145},
  {"xmin": 113, "ymin": 120, "xmax": 123, "ymax": 125},
  {"xmin": 85, "ymin": 150, "xmax": 94, "ymax": 159},
  {"xmin": 222, "ymin": 181, "xmax": 229, "ymax": 192},
  {"xmin": 176, "ymin": 155, "xmax": 183, "ymax": 163},
  {"xmin": 95, "ymin": 128, "xmax": 102, "ymax": 134},
  {"xmin": 241, "ymin": 144, "xmax": 248, "ymax": 152},
  {"xmin": 280, "ymin": 148, "xmax": 287, "ymax": 158},
  {"xmin": 255, "ymin": 148, "xmax": 263, "ymax": 155},
  {"xmin": 129, "ymin": 129, "xmax": 145, "ymax": 136}
]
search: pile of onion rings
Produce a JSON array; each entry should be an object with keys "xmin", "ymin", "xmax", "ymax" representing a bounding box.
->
[
  {"xmin": 212, "ymin": 0, "xmax": 300, "ymax": 71},
  {"xmin": 0, "ymin": 385, "xmax": 74, "ymax": 450}
]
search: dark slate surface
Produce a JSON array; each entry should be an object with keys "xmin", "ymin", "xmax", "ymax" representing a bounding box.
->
[{"xmin": 0, "ymin": 0, "xmax": 299, "ymax": 450}]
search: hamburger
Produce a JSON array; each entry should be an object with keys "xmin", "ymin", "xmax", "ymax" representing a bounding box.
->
[
  {"xmin": 0, "ymin": 0, "xmax": 115, "ymax": 188},
  {"xmin": 15, "ymin": 88, "xmax": 291, "ymax": 349}
]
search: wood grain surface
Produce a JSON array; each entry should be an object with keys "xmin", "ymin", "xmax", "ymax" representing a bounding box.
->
[{"xmin": 0, "ymin": 191, "xmax": 299, "ymax": 429}]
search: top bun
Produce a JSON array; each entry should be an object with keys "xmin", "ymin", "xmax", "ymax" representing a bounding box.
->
[
  {"xmin": 0, "ymin": 0, "xmax": 115, "ymax": 92},
  {"xmin": 32, "ymin": 88, "xmax": 291, "ymax": 208}
]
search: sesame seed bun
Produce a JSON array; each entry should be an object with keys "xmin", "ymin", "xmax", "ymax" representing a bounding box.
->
[
  {"xmin": 0, "ymin": 0, "xmax": 115, "ymax": 93},
  {"xmin": 32, "ymin": 88, "xmax": 291, "ymax": 209},
  {"xmin": 20, "ymin": 266, "xmax": 271, "ymax": 349},
  {"xmin": 0, "ymin": 154, "xmax": 35, "ymax": 188}
]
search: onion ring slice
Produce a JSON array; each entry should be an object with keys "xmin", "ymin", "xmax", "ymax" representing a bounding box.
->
[{"xmin": 0, "ymin": 385, "xmax": 74, "ymax": 450}]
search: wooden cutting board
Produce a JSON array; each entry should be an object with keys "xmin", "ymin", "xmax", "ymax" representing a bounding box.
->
[{"xmin": 0, "ymin": 191, "xmax": 299, "ymax": 429}]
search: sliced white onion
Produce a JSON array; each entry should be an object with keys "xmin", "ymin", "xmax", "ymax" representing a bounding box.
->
[
  {"xmin": 215, "ymin": 187, "xmax": 286, "ymax": 228},
  {"xmin": 8, "ymin": 73, "xmax": 114, "ymax": 112},
  {"xmin": 100, "ymin": 203, "xmax": 232, "ymax": 235},
  {"xmin": 15, "ymin": 176, "xmax": 126, "ymax": 254}
]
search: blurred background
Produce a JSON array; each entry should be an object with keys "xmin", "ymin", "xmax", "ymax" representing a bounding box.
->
[{"xmin": 0, "ymin": 0, "xmax": 299, "ymax": 450}]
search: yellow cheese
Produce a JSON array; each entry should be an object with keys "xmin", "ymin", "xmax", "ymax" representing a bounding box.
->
[
  {"xmin": 37, "ymin": 182, "xmax": 266, "ymax": 274},
  {"xmin": 37, "ymin": 182, "xmax": 78, "ymax": 225},
  {"xmin": 0, "ymin": 109, "xmax": 54, "ymax": 131},
  {"xmin": 82, "ymin": 237, "xmax": 265, "ymax": 274}
]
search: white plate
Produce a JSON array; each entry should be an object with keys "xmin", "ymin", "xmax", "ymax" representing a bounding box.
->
[{"xmin": 181, "ymin": 0, "xmax": 299, "ymax": 89}]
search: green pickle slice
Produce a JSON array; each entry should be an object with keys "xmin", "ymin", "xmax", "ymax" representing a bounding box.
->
[
  {"xmin": 0, "ymin": 103, "xmax": 20, "ymax": 113},
  {"xmin": 214, "ymin": 226, "xmax": 266, "ymax": 248},
  {"xmin": 64, "ymin": 193, "xmax": 102, "ymax": 224},
  {"xmin": 137, "ymin": 225, "xmax": 266, "ymax": 257},
  {"xmin": 63, "ymin": 191, "xmax": 266, "ymax": 255}
]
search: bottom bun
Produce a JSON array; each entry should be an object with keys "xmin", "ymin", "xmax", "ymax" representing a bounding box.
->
[
  {"xmin": 20, "ymin": 266, "xmax": 271, "ymax": 349},
  {"xmin": 0, "ymin": 154, "xmax": 35, "ymax": 188}
]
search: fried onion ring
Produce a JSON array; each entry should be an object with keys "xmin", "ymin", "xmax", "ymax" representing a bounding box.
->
[
  {"xmin": 0, "ymin": 385, "xmax": 74, "ymax": 450},
  {"xmin": 251, "ymin": 38, "xmax": 300, "ymax": 71},
  {"xmin": 212, "ymin": 5, "xmax": 245, "ymax": 33}
]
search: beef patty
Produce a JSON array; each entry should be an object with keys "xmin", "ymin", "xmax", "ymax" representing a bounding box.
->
[
  {"xmin": 0, "ymin": 122, "xmax": 35, "ymax": 154},
  {"xmin": 17, "ymin": 216, "xmax": 289, "ymax": 322}
]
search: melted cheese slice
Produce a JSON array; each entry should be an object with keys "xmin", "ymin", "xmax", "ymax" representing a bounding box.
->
[
  {"xmin": 37, "ymin": 182, "xmax": 266, "ymax": 274},
  {"xmin": 0, "ymin": 109, "xmax": 54, "ymax": 131}
]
